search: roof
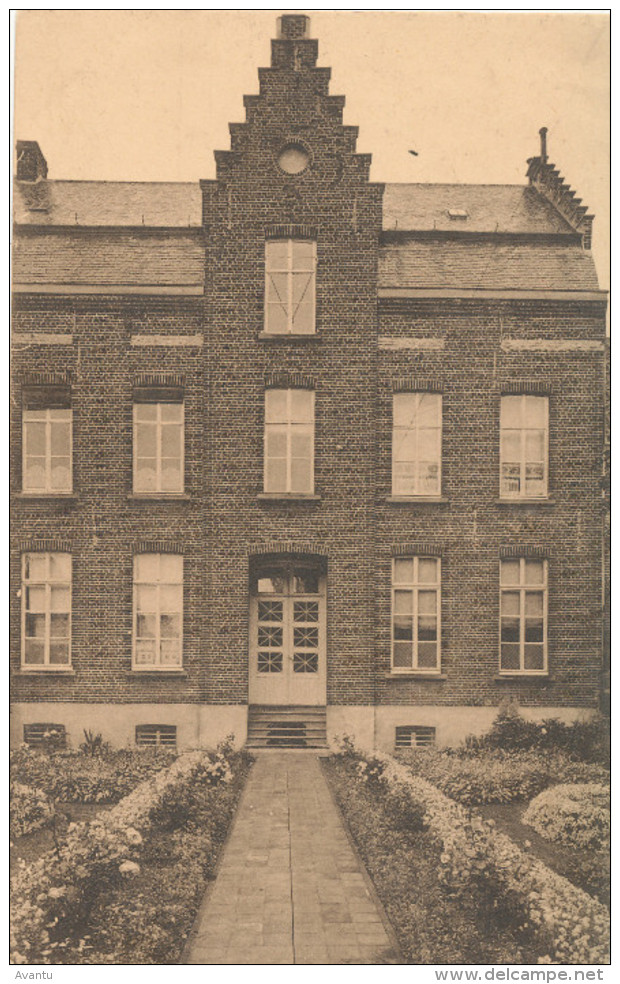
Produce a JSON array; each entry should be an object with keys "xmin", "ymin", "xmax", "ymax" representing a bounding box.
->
[
  {"xmin": 14, "ymin": 179, "xmax": 575, "ymax": 236},
  {"xmin": 382, "ymin": 184, "xmax": 575, "ymax": 235},
  {"xmin": 14, "ymin": 180, "xmax": 202, "ymax": 228},
  {"xmin": 379, "ymin": 240, "xmax": 599, "ymax": 292},
  {"xmin": 13, "ymin": 178, "xmax": 597, "ymax": 295},
  {"xmin": 13, "ymin": 230, "xmax": 204, "ymax": 288}
]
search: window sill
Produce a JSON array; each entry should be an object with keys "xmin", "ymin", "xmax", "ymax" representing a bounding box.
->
[
  {"xmin": 15, "ymin": 667, "xmax": 76, "ymax": 676},
  {"xmin": 257, "ymin": 493, "xmax": 321, "ymax": 502},
  {"xmin": 125, "ymin": 669, "xmax": 188, "ymax": 678},
  {"xmin": 386, "ymin": 672, "xmax": 447, "ymax": 680},
  {"xmin": 495, "ymin": 673, "xmax": 550, "ymax": 681},
  {"xmin": 385, "ymin": 495, "xmax": 448, "ymax": 504},
  {"xmin": 16, "ymin": 492, "xmax": 77, "ymax": 501},
  {"xmin": 258, "ymin": 332, "xmax": 320, "ymax": 341},
  {"xmin": 496, "ymin": 498, "xmax": 555, "ymax": 506},
  {"xmin": 127, "ymin": 493, "xmax": 191, "ymax": 501}
]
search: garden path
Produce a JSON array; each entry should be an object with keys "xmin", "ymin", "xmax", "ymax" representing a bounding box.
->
[{"xmin": 184, "ymin": 752, "xmax": 400, "ymax": 965}]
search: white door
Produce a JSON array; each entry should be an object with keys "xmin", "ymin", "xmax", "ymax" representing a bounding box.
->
[{"xmin": 249, "ymin": 563, "xmax": 326, "ymax": 706}]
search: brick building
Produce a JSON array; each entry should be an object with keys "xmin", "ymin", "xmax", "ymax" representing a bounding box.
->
[{"xmin": 10, "ymin": 15, "xmax": 607, "ymax": 751}]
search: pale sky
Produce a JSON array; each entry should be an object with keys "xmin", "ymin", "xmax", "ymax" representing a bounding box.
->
[{"xmin": 13, "ymin": 9, "xmax": 609, "ymax": 290}]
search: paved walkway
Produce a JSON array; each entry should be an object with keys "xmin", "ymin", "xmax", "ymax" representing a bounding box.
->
[{"xmin": 184, "ymin": 752, "xmax": 400, "ymax": 965}]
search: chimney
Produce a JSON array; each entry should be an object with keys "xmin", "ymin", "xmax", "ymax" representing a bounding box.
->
[
  {"xmin": 16, "ymin": 140, "xmax": 48, "ymax": 182},
  {"xmin": 276, "ymin": 14, "xmax": 311, "ymax": 39},
  {"xmin": 539, "ymin": 126, "xmax": 548, "ymax": 164}
]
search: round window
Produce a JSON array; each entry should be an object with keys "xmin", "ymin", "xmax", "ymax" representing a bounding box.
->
[{"xmin": 277, "ymin": 144, "xmax": 310, "ymax": 175}]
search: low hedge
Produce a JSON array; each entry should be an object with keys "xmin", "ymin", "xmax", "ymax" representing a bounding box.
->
[
  {"xmin": 395, "ymin": 748, "xmax": 608, "ymax": 806},
  {"xmin": 523, "ymin": 784, "xmax": 610, "ymax": 852},
  {"xmin": 10, "ymin": 746, "xmax": 176, "ymax": 804},
  {"xmin": 343, "ymin": 743, "xmax": 609, "ymax": 965},
  {"xmin": 10, "ymin": 748, "xmax": 242, "ymax": 964}
]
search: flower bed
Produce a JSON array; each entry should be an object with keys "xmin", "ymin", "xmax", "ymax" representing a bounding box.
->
[
  {"xmin": 324, "ymin": 756, "xmax": 528, "ymax": 963},
  {"xmin": 10, "ymin": 783, "xmax": 55, "ymax": 839},
  {"xmin": 523, "ymin": 784, "xmax": 610, "ymax": 851},
  {"xmin": 10, "ymin": 745, "xmax": 252, "ymax": 965},
  {"xmin": 395, "ymin": 747, "xmax": 608, "ymax": 806},
  {"xmin": 10, "ymin": 745, "xmax": 176, "ymax": 804},
  {"xmin": 341, "ymin": 742, "xmax": 610, "ymax": 965}
]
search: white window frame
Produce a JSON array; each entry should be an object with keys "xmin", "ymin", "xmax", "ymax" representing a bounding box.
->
[
  {"xmin": 500, "ymin": 395, "xmax": 549, "ymax": 499},
  {"xmin": 264, "ymin": 389, "xmax": 315, "ymax": 494},
  {"xmin": 21, "ymin": 552, "xmax": 72, "ymax": 668},
  {"xmin": 392, "ymin": 392, "xmax": 442, "ymax": 497},
  {"xmin": 264, "ymin": 239, "xmax": 317, "ymax": 334},
  {"xmin": 22, "ymin": 408, "xmax": 73, "ymax": 493},
  {"xmin": 132, "ymin": 553, "xmax": 184, "ymax": 670},
  {"xmin": 133, "ymin": 402, "xmax": 184, "ymax": 494},
  {"xmin": 391, "ymin": 556, "xmax": 441, "ymax": 673},
  {"xmin": 499, "ymin": 557, "xmax": 548, "ymax": 675}
]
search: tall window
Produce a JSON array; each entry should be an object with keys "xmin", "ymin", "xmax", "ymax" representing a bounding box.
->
[
  {"xmin": 500, "ymin": 557, "xmax": 547, "ymax": 673},
  {"xmin": 264, "ymin": 389, "xmax": 314, "ymax": 494},
  {"xmin": 392, "ymin": 557, "xmax": 441, "ymax": 672},
  {"xmin": 133, "ymin": 554, "xmax": 183, "ymax": 669},
  {"xmin": 22, "ymin": 552, "xmax": 71, "ymax": 667},
  {"xmin": 23, "ymin": 387, "xmax": 72, "ymax": 493},
  {"xmin": 392, "ymin": 392, "xmax": 442, "ymax": 496},
  {"xmin": 133, "ymin": 399, "xmax": 184, "ymax": 493},
  {"xmin": 500, "ymin": 395, "xmax": 548, "ymax": 498},
  {"xmin": 265, "ymin": 239, "xmax": 316, "ymax": 334}
]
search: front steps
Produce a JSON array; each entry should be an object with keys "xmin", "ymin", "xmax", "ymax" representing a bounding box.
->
[{"xmin": 247, "ymin": 705, "xmax": 327, "ymax": 749}]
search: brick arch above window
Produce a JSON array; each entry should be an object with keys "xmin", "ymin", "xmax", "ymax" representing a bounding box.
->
[
  {"xmin": 264, "ymin": 371, "xmax": 315, "ymax": 390},
  {"xmin": 391, "ymin": 542, "xmax": 444, "ymax": 557},
  {"xmin": 500, "ymin": 380, "xmax": 553, "ymax": 395},
  {"xmin": 264, "ymin": 224, "xmax": 317, "ymax": 240},
  {"xmin": 248, "ymin": 540, "xmax": 329, "ymax": 558},
  {"xmin": 20, "ymin": 370, "xmax": 72, "ymax": 387},
  {"xmin": 133, "ymin": 372, "xmax": 185, "ymax": 389},
  {"xmin": 391, "ymin": 376, "xmax": 443, "ymax": 394},
  {"xmin": 19, "ymin": 539, "xmax": 72, "ymax": 553},
  {"xmin": 133, "ymin": 541, "xmax": 184, "ymax": 555},
  {"xmin": 499, "ymin": 545, "xmax": 551, "ymax": 559}
]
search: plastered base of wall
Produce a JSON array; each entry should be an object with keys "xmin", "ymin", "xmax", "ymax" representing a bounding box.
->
[
  {"xmin": 11, "ymin": 702, "xmax": 597, "ymax": 752},
  {"xmin": 327, "ymin": 704, "xmax": 598, "ymax": 752},
  {"xmin": 10, "ymin": 703, "xmax": 248, "ymax": 751}
]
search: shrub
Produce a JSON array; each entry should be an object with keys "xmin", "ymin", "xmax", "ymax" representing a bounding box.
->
[
  {"xmin": 10, "ymin": 746, "xmax": 176, "ymax": 804},
  {"xmin": 465, "ymin": 704, "xmax": 610, "ymax": 767},
  {"xmin": 523, "ymin": 784, "xmax": 610, "ymax": 851},
  {"xmin": 10, "ymin": 783, "xmax": 55, "ymax": 839},
  {"xmin": 79, "ymin": 730, "xmax": 111, "ymax": 757}
]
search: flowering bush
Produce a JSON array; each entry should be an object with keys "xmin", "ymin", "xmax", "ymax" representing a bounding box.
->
[
  {"xmin": 523, "ymin": 784, "xmax": 610, "ymax": 851},
  {"xmin": 395, "ymin": 747, "xmax": 608, "ymax": 805},
  {"xmin": 10, "ymin": 747, "xmax": 236, "ymax": 965},
  {"xmin": 336, "ymin": 740, "xmax": 610, "ymax": 964},
  {"xmin": 10, "ymin": 783, "xmax": 54, "ymax": 839}
]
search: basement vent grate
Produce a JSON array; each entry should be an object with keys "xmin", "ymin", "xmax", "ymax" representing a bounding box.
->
[
  {"xmin": 395, "ymin": 725, "xmax": 436, "ymax": 749},
  {"xmin": 135, "ymin": 724, "xmax": 177, "ymax": 748},
  {"xmin": 23, "ymin": 723, "xmax": 67, "ymax": 747}
]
